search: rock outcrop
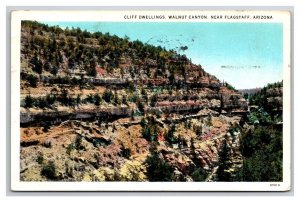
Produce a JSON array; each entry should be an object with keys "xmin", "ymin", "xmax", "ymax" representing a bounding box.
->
[{"xmin": 19, "ymin": 21, "xmax": 248, "ymax": 182}]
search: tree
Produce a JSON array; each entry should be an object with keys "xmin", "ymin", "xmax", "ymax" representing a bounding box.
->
[
  {"xmin": 120, "ymin": 146, "xmax": 131, "ymax": 159},
  {"xmin": 94, "ymin": 93, "xmax": 101, "ymax": 106},
  {"xmin": 137, "ymin": 100, "xmax": 145, "ymax": 114},
  {"xmin": 87, "ymin": 66, "xmax": 97, "ymax": 77},
  {"xmin": 142, "ymin": 127, "xmax": 151, "ymax": 141},
  {"xmin": 122, "ymin": 95, "xmax": 127, "ymax": 105},
  {"xmin": 145, "ymin": 151, "xmax": 174, "ymax": 181},
  {"xmin": 43, "ymin": 62, "xmax": 52, "ymax": 72},
  {"xmin": 87, "ymin": 60, "xmax": 97, "ymax": 77},
  {"xmin": 194, "ymin": 125, "xmax": 202, "ymax": 136},
  {"xmin": 141, "ymin": 87, "xmax": 147, "ymax": 96},
  {"xmin": 130, "ymin": 110, "xmax": 135, "ymax": 121},
  {"xmin": 36, "ymin": 97, "xmax": 47, "ymax": 109},
  {"xmin": 169, "ymin": 72, "xmax": 175, "ymax": 85},
  {"xmin": 192, "ymin": 168, "xmax": 207, "ymax": 182},
  {"xmin": 225, "ymin": 82, "xmax": 236, "ymax": 91},
  {"xmin": 45, "ymin": 94, "xmax": 56, "ymax": 106},
  {"xmin": 150, "ymin": 94, "xmax": 157, "ymax": 107},
  {"xmin": 50, "ymin": 66, "xmax": 58, "ymax": 76},
  {"xmin": 36, "ymin": 152, "xmax": 44, "ymax": 165},
  {"xmin": 59, "ymin": 88, "xmax": 74, "ymax": 106},
  {"xmin": 42, "ymin": 124, "xmax": 50, "ymax": 132},
  {"xmin": 141, "ymin": 88, "xmax": 148, "ymax": 102},
  {"xmin": 237, "ymin": 126, "xmax": 283, "ymax": 181},
  {"xmin": 216, "ymin": 138, "xmax": 232, "ymax": 181},
  {"xmin": 114, "ymin": 94, "xmax": 120, "ymax": 105},
  {"xmin": 31, "ymin": 55, "xmax": 43, "ymax": 74},
  {"xmin": 41, "ymin": 161, "xmax": 56, "ymax": 180},
  {"xmin": 190, "ymin": 137, "xmax": 197, "ymax": 160},
  {"xmin": 166, "ymin": 124, "xmax": 177, "ymax": 144},
  {"xmin": 103, "ymin": 89, "xmax": 113, "ymax": 103},
  {"xmin": 75, "ymin": 134, "xmax": 83, "ymax": 150},
  {"xmin": 24, "ymin": 95, "xmax": 34, "ymax": 108},
  {"xmin": 28, "ymin": 74, "xmax": 38, "ymax": 87},
  {"xmin": 128, "ymin": 81, "xmax": 135, "ymax": 92},
  {"xmin": 76, "ymin": 94, "xmax": 81, "ymax": 105},
  {"xmin": 140, "ymin": 117, "xmax": 147, "ymax": 128}
]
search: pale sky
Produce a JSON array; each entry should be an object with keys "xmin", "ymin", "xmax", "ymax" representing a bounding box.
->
[{"xmin": 43, "ymin": 21, "xmax": 283, "ymax": 89}]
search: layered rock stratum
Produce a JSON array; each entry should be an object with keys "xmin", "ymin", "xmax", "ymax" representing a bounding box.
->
[{"xmin": 20, "ymin": 21, "xmax": 249, "ymax": 181}]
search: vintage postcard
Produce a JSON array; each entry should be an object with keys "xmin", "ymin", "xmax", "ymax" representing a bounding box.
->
[{"xmin": 11, "ymin": 10, "xmax": 291, "ymax": 191}]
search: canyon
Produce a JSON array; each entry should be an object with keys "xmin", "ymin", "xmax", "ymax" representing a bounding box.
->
[{"xmin": 19, "ymin": 21, "xmax": 281, "ymax": 182}]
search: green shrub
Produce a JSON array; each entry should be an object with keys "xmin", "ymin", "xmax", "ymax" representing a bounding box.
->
[
  {"xmin": 166, "ymin": 124, "xmax": 177, "ymax": 144},
  {"xmin": 66, "ymin": 143, "xmax": 75, "ymax": 155},
  {"xmin": 94, "ymin": 93, "xmax": 101, "ymax": 106},
  {"xmin": 191, "ymin": 168, "xmax": 207, "ymax": 182},
  {"xmin": 36, "ymin": 153, "xmax": 44, "ymax": 165},
  {"xmin": 150, "ymin": 94, "xmax": 157, "ymax": 107},
  {"xmin": 41, "ymin": 161, "xmax": 56, "ymax": 180},
  {"xmin": 122, "ymin": 95, "xmax": 127, "ymax": 105},
  {"xmin": 27, "ymin": 74, "xmax": 38, "ymax": 87},
  {"xmin": 75, "ymin": 134, "xmax": 83, "ymax": 150},
  {"xmin": 103, "ymin": 89, "xmax": 113, "ymax": 103},
  {"xmin": 24, "ymin": 95, "xmax": 34, "ymax": 108}
]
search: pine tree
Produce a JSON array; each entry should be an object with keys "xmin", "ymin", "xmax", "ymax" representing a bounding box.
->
[
  {"xmin": 24, "ymin": 95, "xmax": 34, "ymax": 108},
  {"xmin": 216, "ymin": 138, "xmax": 232, "ymax": 181},
  {"xmin": 145, "ymin": 151, "xmax": 174, "ymax": 181},
  {"xmin": 94, "ymin": 93, "xmax": 101, "ymax": 106}
]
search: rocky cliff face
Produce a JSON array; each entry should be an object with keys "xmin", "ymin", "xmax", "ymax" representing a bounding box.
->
[
  {"xmin": 20, "ymin": 114, "xmax": 245, "ymax": 181},
  {"xmin": 20, "ymin": 21, "xmax": 248, "ymax": 182}
]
